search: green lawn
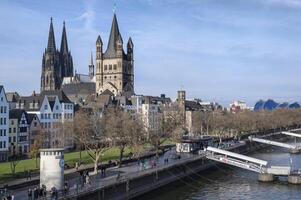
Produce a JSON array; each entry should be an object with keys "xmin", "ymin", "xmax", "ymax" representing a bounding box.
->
[
  {"xmin": 0, "ymin": 147, "xmax": 132, "ymax": 184},
  {"xmin": 0, "ymin": 141, "xmax": 176, "ymax": 184}
]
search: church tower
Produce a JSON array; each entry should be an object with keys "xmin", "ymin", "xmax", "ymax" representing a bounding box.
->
[
  {"xmin": 41, "ymin": 19, "xmax": 74, "ymax": 92},
  {"xmin": 60, "ymin": 21, "xmax": 73, "ymax": 78},
  {"xmin": 95, "ymin": 13, "xmax": 134, "ymax": 96},
  {"xmin": 41, "ymin": 18, "xmax": 62, "ymax": 92}
]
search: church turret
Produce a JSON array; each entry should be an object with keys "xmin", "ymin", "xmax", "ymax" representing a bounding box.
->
[
  {"xmin": 116, "ymin": 34, "xmax": 123, "ymax": 58},
  {"xmin": 89, "ymin": 51, "xmax": 94, "ymax": 79},
  {"xmin": 96, "ymin": 35, "xmax": 103, "ymax": 60}
]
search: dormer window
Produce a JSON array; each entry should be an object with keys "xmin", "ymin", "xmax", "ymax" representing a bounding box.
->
[{"xmin": 44, "ymin": 105, "xmax": 48, "ymax": 110}]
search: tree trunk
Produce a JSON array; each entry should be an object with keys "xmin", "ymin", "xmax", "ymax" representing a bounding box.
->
[
  {"xmin": 118, "ymin": 146, "xmax": 125, "ymax": 168},
  {"xmin": 35, "ymin": 156, "xmax": 38, "ymax": 168},
  {"xmin": 79, "ymin": 149, "xmax": 82, "ymax": 165},
  {"xmin": 156, "ymin": 142, "xmax": 160, "ymax": 160},
  {"xmin": 94, "ymin": 156, "xmax": 99, "ymax": 174}
]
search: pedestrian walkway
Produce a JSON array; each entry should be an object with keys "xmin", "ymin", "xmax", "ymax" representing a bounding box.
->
[{"xmin": 10, "ymin": 149, "xmax": 195, "ymax": 199}]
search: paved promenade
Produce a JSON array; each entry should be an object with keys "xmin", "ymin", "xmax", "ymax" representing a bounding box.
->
[{"xmin": 9, "ymin": 149, "xmax": 196, "ymax": 199}]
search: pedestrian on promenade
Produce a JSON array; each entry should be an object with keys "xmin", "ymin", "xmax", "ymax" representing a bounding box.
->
[
  {"xmin": 27, "ymin": 188, "xmax": 32, "ymax": 200},
  {"xmin": 64, "ymin": 181, "xmax": 69, "ymax": 196},
  {"xmin": 41, "ymin": 184, "xmax": 47, "ymax": 198},
  {"xmin": 86, "ymin": 173, "xmax": 91, "ymax": 186},
  {"xmin": 33, "ymin": 187, "xmax": 38, "ymax": 200},
  {"xmin": 75, "ymin": 162, "xmax": 79, "ymax": 171}
]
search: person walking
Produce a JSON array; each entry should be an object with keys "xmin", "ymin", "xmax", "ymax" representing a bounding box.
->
[{"xmin": 28, "ymin": 188, "xmax": 32, "ymax": 200}]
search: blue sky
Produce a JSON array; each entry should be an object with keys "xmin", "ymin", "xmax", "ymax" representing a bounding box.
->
[{"xmin": 1, "ymin": 0, "xmax": 301, "ymax": 106}]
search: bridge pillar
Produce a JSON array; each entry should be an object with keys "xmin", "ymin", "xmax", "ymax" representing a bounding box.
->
[
  {"xmin": 289, "ymin": 149, "xmax": 300, "ymax": 154},
  {"xmin": 258, "ymin": 173, "xmax": 274, "ymax": 182},
  {"xmin": 288, "ymin": 175, "xmax": 301, "ymax": 184}
]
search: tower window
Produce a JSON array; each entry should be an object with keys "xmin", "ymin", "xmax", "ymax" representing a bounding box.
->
[
  {"xmin": 114, "ymin": 76, "xmax": 117, "ymax": 79},
  {"xmin": 114, "ymin": 64, "xmax": 117, "ymax": 70},
  {"xmin": 109, "ymin": 65, "xmax": 112, "ymax": 70},
  {"xmin": 104, "ymin": 65, "xmax": 107, "ymax": 70},
  {"xmin": 104, "ymin": 76, "xmax": 107, "ymax": 79}
]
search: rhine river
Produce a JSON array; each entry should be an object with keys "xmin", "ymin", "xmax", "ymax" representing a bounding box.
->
[{"xmin": 141, "ymin": 139, "xmax": 301, "ymax": 200}]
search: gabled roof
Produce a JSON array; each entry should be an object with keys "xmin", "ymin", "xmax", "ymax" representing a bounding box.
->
[
  {"xmin": 27, "ymin": 113, "xmax": 39, "ymax": 124},
  {"xmin": 41, "ymin": 90, "xmax": 72, "ymax": 103},
  {"xmin": 6, "ymin": 92, "xmax": 20, "ymax": 102},
  {"xmin": 185, "ymin": 100, "xmax": 203, "ymax": 111},
  {"xmin": 18, "ymin": 90, "xmax": 72, "ymax": 112},
  {"xmin": 9, "ymin": 109, "xmax": 27, "ymax": 122}
]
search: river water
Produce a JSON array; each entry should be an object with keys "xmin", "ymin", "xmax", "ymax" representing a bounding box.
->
[{"xmin": 140, "ymin": 139, "xmax": 301, "ymax": 200}]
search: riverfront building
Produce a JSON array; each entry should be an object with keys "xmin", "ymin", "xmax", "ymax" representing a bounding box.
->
[
  {"xmin": 8, "ymin": 109, "xmax": 30, "ymax": 156},
  {"xmin": 16, "ymin": 90, "xmax": 74, "ymax": 148},
  {"xmin": 0, "ymin": 86, "xmax": 9, "ymax": 161}
]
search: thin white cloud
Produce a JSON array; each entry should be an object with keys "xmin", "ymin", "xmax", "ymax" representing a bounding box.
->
[{"xmin": 263, "ymin": 0, "xmax": 301, "ymax": 8}]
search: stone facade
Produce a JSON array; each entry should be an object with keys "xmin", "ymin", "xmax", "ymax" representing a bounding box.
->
[
  {"xmin": 95, "ymin": 14, "xmax": 134, "ymax": 97},
  {"xmin": 0, "ymin": 86, "xmax": 9, "ymax": 161}
]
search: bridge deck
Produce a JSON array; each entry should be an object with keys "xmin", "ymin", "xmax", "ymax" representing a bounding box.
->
[
  {"xmin": 248, "ymin": 136, "xmax": 299, "ymax": 150},
  {"xmin": 205, "ymin": 147, "xmax": 291, "ymax": 175}
]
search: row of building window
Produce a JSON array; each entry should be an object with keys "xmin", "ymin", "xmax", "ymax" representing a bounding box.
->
[
  {"xmin": 41, "ymin": 151, "xmax": 62, "ymax": 156},
  {"xmin": 0, "ymin": 141, "xmax": 6, "ymax": 149},
  {"xmin": 0, "ymin": 118, "xmax": 7, "ymax": 125},
  {"xmin": 44, "ymin": 104, "xmax": 73, "ymax": 111},
  {"xmin": 41, "ymin": 113, "xmax": 62, "ymax": 120},
  {"xmin": 0, "ymin": 129, "xmax": 6, "ymax": 136},
  {"xmin": 104, "ymin": 64, "xmax": 117, "ymax": 71},
  {"xmin": 9, "ymin": 127, "xmax": 16, "ymax": 134},
  {"xmin": 0, "ymin": 106, "xmax": 7, "ymax": 114},
  {"xmin": 41, "ymin": 122, "xmax": 52, "ymax": 129},
  {"xmin": 40, "ymin": 113, "xmax": 73, "ymax": 120},
  {"xmin": 104, "ymin": 76, "xmax": 117, "ymax": 80},
  {"xmin": 64, "ymin": 104, "xmax": 73, "ymax": 110},
  {"xmin": 9, "ymin": 136, "xmax": 16, "ymax": 143}
]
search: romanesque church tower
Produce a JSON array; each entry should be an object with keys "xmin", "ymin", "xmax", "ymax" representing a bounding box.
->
[
  {"xmin": 95, "ymin": 13, "xmax": 134, "ymax": 96},
  {"xmin": 41, "ymin": 18, "xmax": 73, "ymax": 92}
]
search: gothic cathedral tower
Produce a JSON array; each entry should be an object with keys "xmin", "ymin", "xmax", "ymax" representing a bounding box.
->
[
  {"xmin": 41, "ymin": 18, "xmax": 73, "ymax": 92},
  {"xmin": 95, "ymin": 13, "xmax": 134, "ymax": 96}
]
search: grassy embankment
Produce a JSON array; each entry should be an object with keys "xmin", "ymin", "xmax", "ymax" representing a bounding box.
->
[{"xmin": 0, "ymin": 140, "xmax": 175, "ymax": 184}]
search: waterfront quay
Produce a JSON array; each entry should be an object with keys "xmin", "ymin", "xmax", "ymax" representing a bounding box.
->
[{"xmin": 1, "ymin": 130, "xmax": 297, "ymax": 200}]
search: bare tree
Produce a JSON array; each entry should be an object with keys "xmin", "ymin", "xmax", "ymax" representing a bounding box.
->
[
  {"xmin": 105, "ymin": 108, "xmax": 145, "ymax": 168},
  {"xmin": 9, "ymin": 155, "xmax": 21, "ymax": 176},
  {"xmin": 29, "ymin": 130, "xmax": 46, "ymax": 168},
  {"xmin": 73, "ymin": 108, "xmax": 111, "ymax": 174},
  {"xmin": 148, "ymin": 104, "xmax": 185, "ymax": 159}
]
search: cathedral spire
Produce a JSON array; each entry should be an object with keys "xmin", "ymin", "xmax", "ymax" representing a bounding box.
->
[
  {"xmin": 60, "ymin": 21, "xmax": 69, "ymax": 54},
  {"xmin": 47, "ymin": 17, "xmax": 56, "ymax": 53},
  {"xmin": 89, "ymin": 51, "xmax": 94, "ymax": 78},
  {"xmin": 104, "ymin": 13, "xmax": 123, "ymax": 58},
  {"xmin": 90, "ymin": 51, "xmax": 93, "ymax": 66}
]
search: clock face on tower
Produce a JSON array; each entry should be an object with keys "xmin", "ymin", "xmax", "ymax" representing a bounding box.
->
[{"xmin": 59, "ymin": 159, "xmax": 65, "ymax": 168}]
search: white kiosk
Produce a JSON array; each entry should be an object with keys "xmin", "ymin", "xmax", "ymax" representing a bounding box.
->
[{"xmin": 40, "ymin": 148, "xmax": 65, "ymax": 191}]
